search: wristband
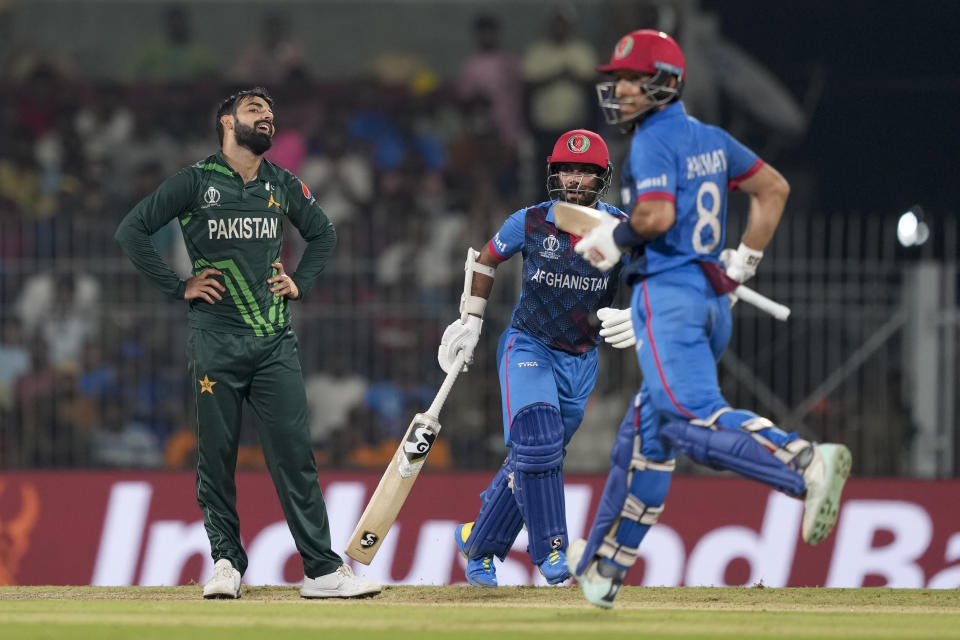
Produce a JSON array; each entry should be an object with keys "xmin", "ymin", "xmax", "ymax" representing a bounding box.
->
[{"xmin": 612, "ymin": 220, "xmax": 646, "ymax": 248}]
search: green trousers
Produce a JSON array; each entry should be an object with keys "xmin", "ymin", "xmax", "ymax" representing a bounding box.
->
[{"xmin": 187, "ymin": 326, "xmax": 342, "ymax": 578}]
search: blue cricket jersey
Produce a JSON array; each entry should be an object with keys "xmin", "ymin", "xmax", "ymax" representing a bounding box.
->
[
  {"xmin": 620, "ymin": 102, "xmax": 763, "ymax": 282},
  {"xmin": 488, "ymin": 200, "xmax": 627, "ymax": 354}
]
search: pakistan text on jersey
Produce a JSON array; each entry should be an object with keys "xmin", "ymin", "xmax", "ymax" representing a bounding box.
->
[
  {"xmin": 207, "ymin": 217, "xmax": 280, "ymax": 240},
  {"xmin": 686, "ymin": 149, "xmax": 728, "ymax": 179},
  {"xmin": 530, "ymin": 269, "xmax": 609, "ymax": 291}
]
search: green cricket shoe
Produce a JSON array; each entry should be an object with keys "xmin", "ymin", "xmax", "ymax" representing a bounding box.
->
[
  {"xmin": 801, "ymin": 443, "xmax": 853, "ymax": 545},
  {"xmin": 455, "ymin": 522, "xmax": 498, "ymax": 587},
  {"xmin": 566, "ymin": 538, "xmax": 626, "ymax": 609}
]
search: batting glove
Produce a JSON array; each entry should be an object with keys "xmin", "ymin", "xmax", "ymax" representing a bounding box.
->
[
  {"xmin": 719, "ymin": 242, "xmax": 763, "ymax": 284},
  {"xmin": 438, "ymin": 315, "xmax": 482, "ymax": 373},
  {"xmin": 573, "ymin": 215, "xmax": 622, "ymax": 272},
  {"xmin": 597, "ymin": 307, "xmax": 636, "ymax": 349}
]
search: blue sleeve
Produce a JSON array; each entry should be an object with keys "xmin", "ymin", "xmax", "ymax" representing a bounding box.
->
[
  {"xmin": 627, "ymin": 132, "xmax": 677, "ymax": 204},
  {"xmin": 723, "ymin": 129, "xmax": 762, "ymax": 187},
  {"xmin": 488, "ymin": 208, "xmax": 526, "ymax": 260}
]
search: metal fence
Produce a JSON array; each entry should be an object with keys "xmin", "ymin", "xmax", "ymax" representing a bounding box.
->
[
  {"xmin": 719, "ymin": 212, "xmax": 958, "ymax": 478},
  {"xmin": 1, "ymin": 208, "xmax": 957, "ymax": 476}
]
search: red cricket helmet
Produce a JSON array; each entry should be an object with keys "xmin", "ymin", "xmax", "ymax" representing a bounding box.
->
[
  {"xmin": 596, "ymin": 30, "xmax": 686, "ymax": 126},
  {"xmin": 546, "ymin": 129, "xmax": 612, "ymax": 207},
  {"xmin": 597, "ymin": 29, "xmax": 685, "ymax": 78}
]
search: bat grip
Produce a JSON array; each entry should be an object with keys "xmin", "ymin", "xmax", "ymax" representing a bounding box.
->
[
  {"xmin": 426, "ymin": 351, "xmax": 466, "ymax": 418},
  {"xmin": 733, "ymin": 284, "xmax": 791, "ymax": 321}
]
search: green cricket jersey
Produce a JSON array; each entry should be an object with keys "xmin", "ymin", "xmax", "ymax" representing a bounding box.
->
[{"xmin": 115, "ymin": 152, "xmax": 336, "ymax": 336}]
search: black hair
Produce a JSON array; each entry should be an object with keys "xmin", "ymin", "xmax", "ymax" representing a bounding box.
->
[
  {"xmin": 473, "ymin": 13, "xmax": 499, "ymax": 31},
  {"xmin": 215, "ymin": 87, "xmax": 274, "ymax": 145}
]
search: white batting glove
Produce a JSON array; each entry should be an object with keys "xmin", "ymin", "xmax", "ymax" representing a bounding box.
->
[
  {"xmin": 597, "ymin": 307, "xmax": 636, "ymax": 349},
  {"xmin": 573, "ymin": 215, "xmax": 623, "ymax": 272},
  {"xmin": 438, "ymin": 315, "xmax": 482, "ymax": 373},
  {"xmin": 719, "ymin": 242, "xmax": 763, "ymax": 284}
]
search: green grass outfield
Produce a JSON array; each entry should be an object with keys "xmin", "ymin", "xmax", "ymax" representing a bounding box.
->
[{"xmin": 1, "ymin": 585, "xmax": 959, "ymax": 639}]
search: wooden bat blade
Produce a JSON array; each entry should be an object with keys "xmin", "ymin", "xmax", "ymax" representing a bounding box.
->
[
  {"xmin": 345, "ymin": 352, "xmax": 465, "ymax": 564},
  {"xmin": 345, "ymin": 412, "xmax": 441, "ymax": 564},
  {"xmin": 553, "ymin": 201, "xmax": 605, "ymax": 236},
  {"xmin": 344, "ymin": 447, "xmax": 416, "ymax": 564}
]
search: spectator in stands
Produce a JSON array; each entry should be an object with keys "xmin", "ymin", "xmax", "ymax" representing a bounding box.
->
[
  {"xmin": 448, "ymin": 97, "xmax": 521, "ymax": 224},
  {"xmin": 0, "ymin": 317, "xmax": 30, "ymax": 411},
  {"xmin": 233, "ymin": 11, "xmax": 307, "ymax": 84},
  {"xmin": 458, "ymin": 14, "xmax": 524, "ymax": 150},
  {"xmin": 299, "ymin": 108, "xmax": 375, "ymax": 228},
  {"xmin": 16, "ymin": 271, "xmax": 99, "ymax": 371},
  {"xmin": 73, "ymin": 83, "xmax": 135, "ymax": 165},
  {"xmin": 127, "ymin": 3, "xmax": 218, "ymax": 81},
  {"xmin": 522, "ymin": 4, "xmax": 598, "ymax": 188}
]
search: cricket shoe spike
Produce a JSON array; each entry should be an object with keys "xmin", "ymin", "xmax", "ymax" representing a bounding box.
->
[
  {"xmin": 203, "ymin": 558, "xmax": 241, "ymax": 599},
  {"xmin": 538, "ymin": 549, "xmax": 571, "ymax": 585},
  {"xmin": 567, "ymin": 538, "xmax": 625, "ymax": 609},
  {"xmin": 300, "ymin": 564, "xmax": 381, "ymax": 598},
  {"xmin": 455, "ymin": 522, "xmax": 497, "ymax": 587},
  {"xmin": 801, "ymin": 443, "xmax": 852, "ymax": 545}
]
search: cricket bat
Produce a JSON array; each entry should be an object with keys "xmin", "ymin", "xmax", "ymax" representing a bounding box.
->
[
  {"xmin": 345, "ymin": 351, "xmax": 466, "ymax": 564},
  {"xmin": 553, "ymin": 201, "xmax": 792, "ymax": 321}
]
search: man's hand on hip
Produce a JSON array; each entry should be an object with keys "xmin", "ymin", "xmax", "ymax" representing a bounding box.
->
[
  {"xmin": 268, "ymin": 262, "xmax": 300, "ymax": 299},
  {"xmin": 185, "ymin": 268, "xmax": 225, "ymax": 304}
]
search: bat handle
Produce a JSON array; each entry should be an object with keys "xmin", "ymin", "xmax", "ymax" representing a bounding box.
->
[
  {"xmin": 733, "ymin": 284, "xmax": 791, "ymax": 321},
  {"xmin": 426, "ymin": 352, "xmax": 466, "ymax": 418}
]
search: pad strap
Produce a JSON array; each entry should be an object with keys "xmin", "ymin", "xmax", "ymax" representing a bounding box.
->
[
  {"xmin": 739, "ymin": 417, "xmax": 811, "ymax": 465},
  {"xmin": 693, "ymin": 409, "xmax": 811, "ymax": 467},
  {"xmin": 630, "ymin": 433, "xmax": 676, "ymax": 473},
  {"xmin": 579, "ymin": 396, "xmax": 673, "ymax": 574}
]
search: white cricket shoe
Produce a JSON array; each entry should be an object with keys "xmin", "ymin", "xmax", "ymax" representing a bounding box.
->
[
  {"xmin": 801, "ymin": 443, "xmax": 852, "ymax": 545},
  {"xmin": 566, "ymin": 538, "xmax": 625, "ymax": 610},
  {"xmin": 203, "ymin": 559, "xmax": 241, "ymax": 599},
  {"xmin": 300, "ymin": 564, "xmax": 382, "ymax": 599}
]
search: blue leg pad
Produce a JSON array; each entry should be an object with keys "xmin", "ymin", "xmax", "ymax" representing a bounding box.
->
[
  {"xmin": 463, "ymin": 462, "xmax": 524, "ymax": 560},
  {"xmin": 661, "ymin": 419, "xmax": 805, "ymax": 496},
  {"xmin": 509, "ymin": 402, "xmax": 567, "ymax": 565},
  {"xmin": 578, "ymin": 398, "xmax": 672, "ymax": 574}
]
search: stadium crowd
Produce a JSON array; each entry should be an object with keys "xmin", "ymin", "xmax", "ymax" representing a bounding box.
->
[
  {"xmin": 0, "ymin": 8, "xmax": 634, "ymax": 471},
  {"xmin": 2, "ymin": 2, "xmax": 915, "ymax": 478}
]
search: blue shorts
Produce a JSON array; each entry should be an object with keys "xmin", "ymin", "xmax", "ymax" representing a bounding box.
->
[{"xmin": 496, "ymin": 326, "xmax": 599, "ymax": 446}]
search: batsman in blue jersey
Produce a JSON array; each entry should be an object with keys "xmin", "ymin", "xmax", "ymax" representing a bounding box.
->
[
  {"xmin": 438, "ymin": 130, "xmax": 633, "ymax": 587},
  {"xmin": 567, "ymin": 30, "xmax": 852, "ymax": 608}
]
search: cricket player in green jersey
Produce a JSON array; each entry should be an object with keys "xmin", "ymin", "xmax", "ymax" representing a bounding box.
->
[{"xmin": 115, "ymin": 87, "xmax": 380, "ymax": 600}]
